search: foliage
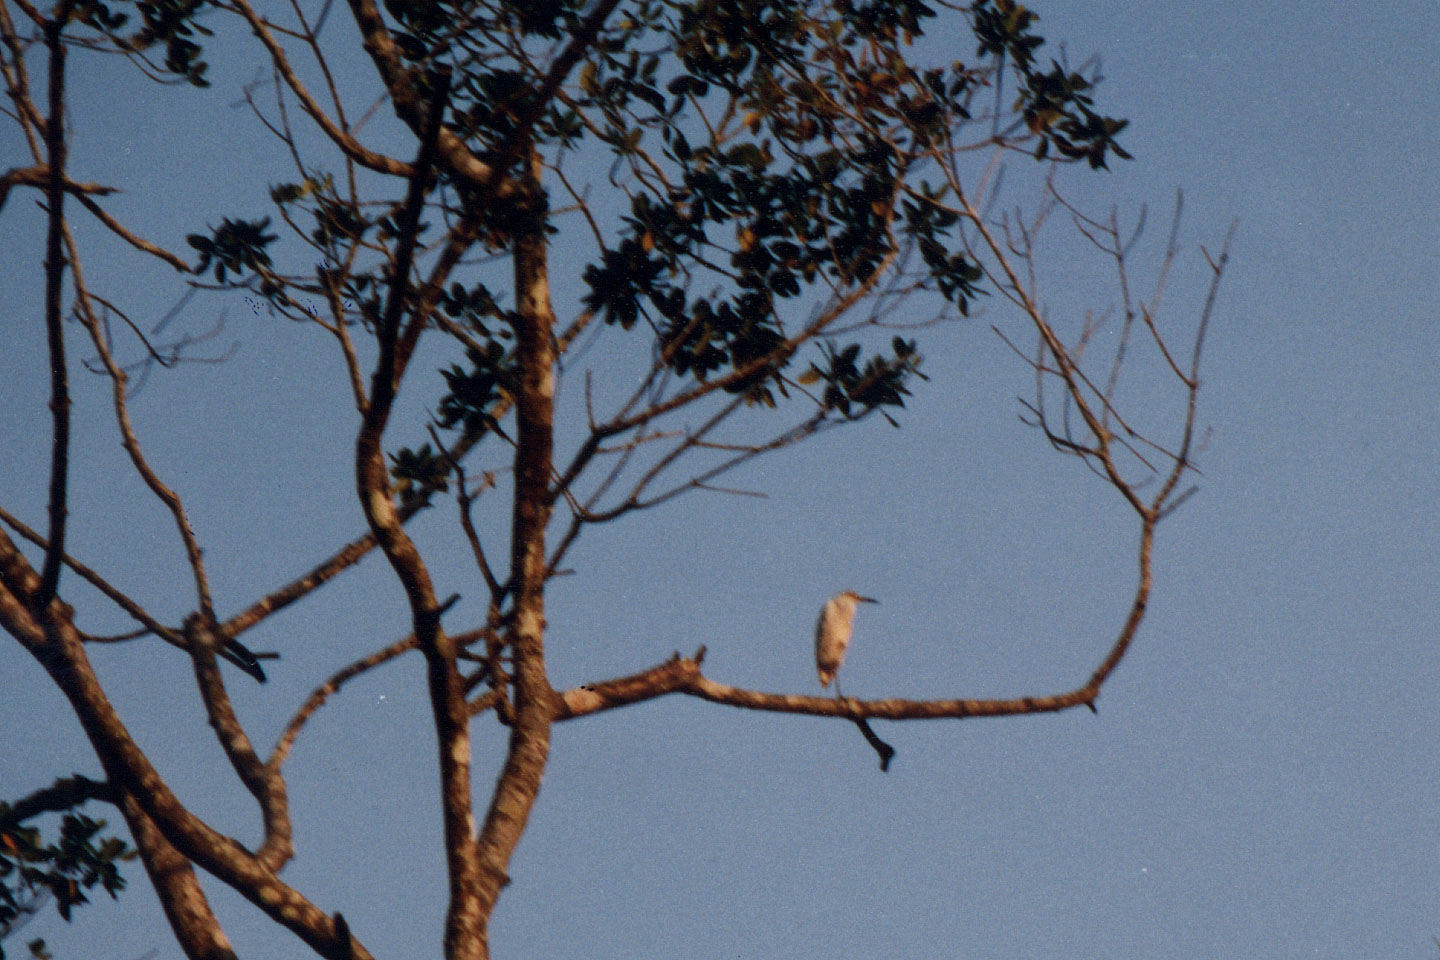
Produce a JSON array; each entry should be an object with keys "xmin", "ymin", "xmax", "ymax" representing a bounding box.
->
[
  {"xmin": 161, "ymin": 0, "xmax": 1131, "ymax": 462},
  {"xmin": 74, "ymin": 0, "xmax": 215, "ymax": 87},
  {"xmin": 0, "ymin": 806, "xmax": 134, "ymax": 959},
  {"xmin": 185, "ymin": 217, "xmax": 278, "ymax": 285}
]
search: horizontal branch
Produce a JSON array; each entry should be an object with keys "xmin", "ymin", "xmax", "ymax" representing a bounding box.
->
[
  {"xmin": 0, "ymin": 162, "xmax": 113, "ymax": 206},
  {"xmin": 0, "ymin": 775, "xmax": 118, "ymax": 827},
  {"xmin": 552, "ymin": 648, "xmax": 1101, "ymax": 723}
]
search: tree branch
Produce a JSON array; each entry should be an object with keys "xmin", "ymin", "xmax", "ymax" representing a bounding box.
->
[
  {"xmin": 35, "ymin": 6, "xmax": 74, "ymax": 608},
  {"xmin": 228, "ymin": 0, "xmax": 415, "ymax": 178},
  {"xmin": 350, "ymin": 67, "xmax": 490, "ymax": 960},
  {"xmin": 182, "ymin": 613, "xmax": 293, "ymax": 872},
  {"xmin": 343, "ymin": 0, "xmax": 508, "ymax": 191},
  {"xmin": 0, "ymin": 503, "xmax": 269, "ymax": 678},
  {"xmin": 0, "ymin": 775, "xmax": 117, "ymax": 826},
  {"xmin": 552, "ymin": 647, "xmax": 1107, "ymax": 723},
  {"xmin": 470, "ymin": 142, "xmax": 558, "ymax": 946},
  {"xmin": 119, "ymin": 791, "xmax": 242, "ymax": 960},
  {"xmin": 269, "ymin": 633, "xmax": 419, "ymax": 774}
]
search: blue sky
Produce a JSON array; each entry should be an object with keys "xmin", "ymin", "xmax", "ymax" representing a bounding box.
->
[{"xmin": 3, "ymin": 2, "xmax": 1440, "ymax": 958}]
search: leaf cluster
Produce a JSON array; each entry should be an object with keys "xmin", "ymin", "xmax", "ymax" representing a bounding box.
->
[
  {"xmin": 388, "ymin": 443, "xmax": 451, "ymax": 509},
  {"xmin": 185, "ymin": 217, "xmax": 278, "ymax": 286},
  {"xmin": 566, "ymin": 1, "xmax": 990, "ymax": 414},
  {"xmin": 970, "ymin": 0, "xmax": 1131, "ymax": 167},
  {"xmin": 381, "ymin": 1, "xmax": 593, "ymax": 158},
  {"xmin": 435, "ymin": 339, "xmax": 518, "ymax": 438},
  {"xmin": 801, "ymin": 335, "xmax": 927, "ymax": 423},
  {"xmin": 72, "ymin": 0, "xmax": 214, "ymax": 87},
  {"xmin": 0, "ymin": 810, "xmax": 134, "ymax": 950}
]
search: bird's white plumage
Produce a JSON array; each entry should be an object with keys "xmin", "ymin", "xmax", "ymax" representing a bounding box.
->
[{"xmin": 815, "ymin": 589, "xmax": 878, "ymax": 690}]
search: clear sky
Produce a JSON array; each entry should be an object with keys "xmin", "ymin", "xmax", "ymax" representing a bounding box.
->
[{"xmin": 3, "ymin": 2, "xmax": 1439, "ymax": 958}]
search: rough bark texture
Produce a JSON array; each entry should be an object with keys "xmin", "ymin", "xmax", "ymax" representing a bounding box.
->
[
  {"xmin": 472, "ymin": 149, "xmax": 557, "ymax": 946},
  {"xmin": 122, "ymin": 793, "xmax": 240, "ymax": 960}
]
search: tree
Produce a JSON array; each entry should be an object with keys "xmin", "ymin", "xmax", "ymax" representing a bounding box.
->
[{"xmin": 0, "ymin": 1, "xmax": 1232, "ymax": 958}]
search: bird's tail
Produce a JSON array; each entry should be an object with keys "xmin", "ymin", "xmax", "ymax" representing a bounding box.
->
[{"xmin": 221, "ymin": 639, "xmax": 268, "ymax": 683}]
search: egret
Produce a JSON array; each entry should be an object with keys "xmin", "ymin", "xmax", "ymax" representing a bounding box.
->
[{"xmin": 815, "ymin": 590, "xmax": 878, "ymax": 694}]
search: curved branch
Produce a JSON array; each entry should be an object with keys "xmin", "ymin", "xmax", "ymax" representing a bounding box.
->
[
  {"xmin": 269, "ymin": 633, "xmax": 419, "ymax": 773},
  {"xmin": 66, "ymin": 253, "xmax": 224, "ymax": 635},
  {"xmin": 73, "ymin": 191, "xmax": 190, "ymax": 271},
  {"xmin": 351, "ymin": 69, "xmax": 492, "ymax": 960},
  {"xmin": 183, "ymin": 614, "xmax": 293, "ymax": 872}
]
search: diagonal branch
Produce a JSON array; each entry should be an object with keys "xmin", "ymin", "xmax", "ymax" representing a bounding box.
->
[
  {"xmin": 0, "ymin": 503, "xmax": 269, "ymax": 677},
  {"xmin": 59, "ymin": 212, "xmax": 266, "ymax": 680},
  {"xmin": 506, "ymin": 0, "xmax": 624, "ymax": 140},
  {"xmin": 344, "ymin": 0, "xmax": 505, "ymax": 189},
  {"xmin": 228, "ymin": 0, "xmax": 415, "ymax": 178},
  {"xmin": 269, "ymin": 633, "xmax": 419, "ymax": 773},
  {"xmin": 0, "ymin": 527, "xmax": 373, "ymax": 960},
  {"xmin": 222, "ymin": 303, "xmax": 595, "ymax": 643}
]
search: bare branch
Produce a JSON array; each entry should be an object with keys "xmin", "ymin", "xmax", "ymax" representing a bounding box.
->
[
  {"xmin": 67, "ymin": 233, "xmax": 227, "ymax": 639},
  {"xmin": 0, "ymin": 513, "xmax": 275, "ymax": 684},
  {"xmin": 0, "ymin": 3, "xmax": 44, "ymax": 157},
  {"xmin": 428, "ymin": 424, "xmax": 502, "ymax": 598},
  {"xmin": 35, "ymin": 8, "xmax": 74, "ymax": 608},
  {"xmin": 269, "ymin": 634, "xmax": 419, "ymax": 774},
  {"xmin": 350, "ymin": 69, "xmax": 493, "ymax": 959},
  {"xmin": 0, "ymin": 527, "xmax": 374, "ymax": 959},
  {"xmin": 228, "ymin": 0, "xmax": 415, "ymax": 178},
  {"xmin": 553, "ymin": 648, "xmax": 1111, "ymax": 723},
  {"xmin": 223, "ymin": 503, "xmax": 415, "ymax": 639},
  {"xmin": 468, "ymin": 140, "xmax": 559, "ymax": 945}
]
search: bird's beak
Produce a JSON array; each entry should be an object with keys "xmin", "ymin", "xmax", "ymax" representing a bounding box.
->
[{"xmin": 858, "ymin": 596, "xmax": 879, "ymax": 604}]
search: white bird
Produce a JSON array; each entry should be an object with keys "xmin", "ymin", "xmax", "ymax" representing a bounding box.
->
[{"xmin": 815, "ymin": 590, "xmax": 878, "ymax": 693}]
